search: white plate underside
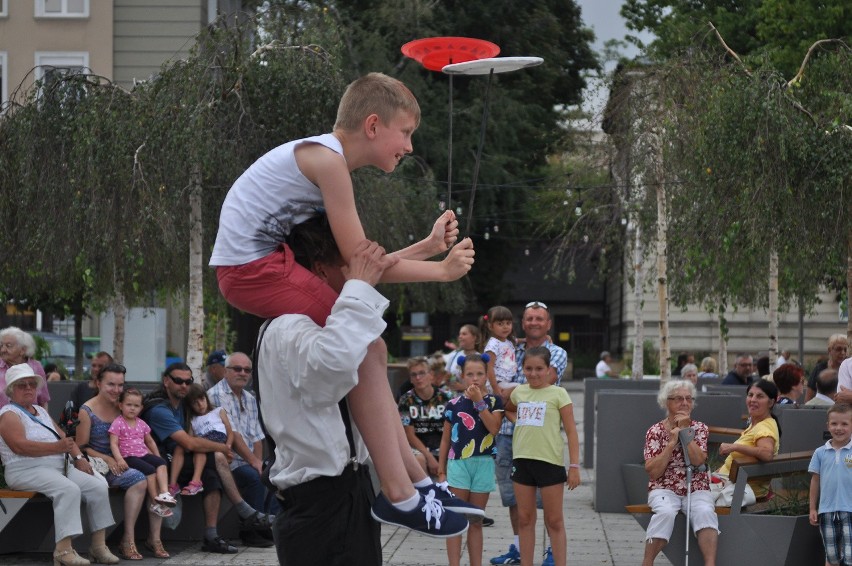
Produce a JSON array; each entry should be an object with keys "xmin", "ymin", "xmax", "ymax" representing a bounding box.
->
[{"xmin": 442, "ymin": 56, "xmax": 543, "ymax": 75}]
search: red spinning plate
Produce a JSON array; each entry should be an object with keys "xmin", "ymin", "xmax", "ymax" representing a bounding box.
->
[{"xmin": 401, "ymin": 37, "xmax": 500, "ymax": 72}]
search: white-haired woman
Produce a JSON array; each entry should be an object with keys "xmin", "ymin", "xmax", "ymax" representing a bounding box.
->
[
  {"xmin": 0, "ymin": 364, "xmax": 118, "ymax": 565},
  {"xmin": 0, "ymin": 326, "xmax": 49, "ymax": 409},
  {"xmin": 641, "ymin": 380, "xmax": 718, "ymax": 566}
]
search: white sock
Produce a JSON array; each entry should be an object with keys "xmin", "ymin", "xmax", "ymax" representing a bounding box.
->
[
  {"xmin": 413, "ymin": 478, "xmax": 432, "ymax": 489},
  {"xmin": 514, "ymin": 535, "xmax": 519, "ymax": 547},
  {"xmin": 392, "ymin": 492, "xmax": 421, "ymax": 512}
]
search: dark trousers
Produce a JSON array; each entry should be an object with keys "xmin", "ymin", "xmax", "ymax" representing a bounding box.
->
[
  {"xmin": 232, "ymin": 463, "xmax": 281, "ymax": 517},
  {"xmin": 274, "ymin": 465, "xmax": 380, "ymax": 566},
  {"xmin": 124, "ymin": 453, "xmax": 167, "ymax": 476}
]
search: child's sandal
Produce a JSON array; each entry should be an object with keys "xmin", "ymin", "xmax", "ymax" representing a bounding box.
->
[
  {"xmin": 155, "ymin": 492, "xmax": 177, "ymax": 507},
  {"xmin": 149, "ymin": 503, "xmax": 173, "ymax": 518},
  {"xmin": 180, "ymin": 480, "xmax": 204, "ymax": 495}
]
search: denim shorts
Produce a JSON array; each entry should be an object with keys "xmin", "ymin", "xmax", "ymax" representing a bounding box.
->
[{"xmin": 447, "ymin": 456, "xmax": 495, "ymax": 493}]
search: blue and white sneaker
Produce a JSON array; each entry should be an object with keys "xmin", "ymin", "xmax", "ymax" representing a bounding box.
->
[
  {"xmin": 541, "ymin": 546, "xmax": 554, "ymax": 566},
  {"xmin": 371, "ymin": 491, "xmax": 468, "ymax": 538},
  {"xmin": 490, "ymin": 543, "xmax": 521, "ymax": 564},
  {"xmin": 418, "ymin": 481, "xmax": 486, "ymax": 517}
]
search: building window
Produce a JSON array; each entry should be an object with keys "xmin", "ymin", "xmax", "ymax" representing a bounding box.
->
[
  {"xmin": 35, "ymin": 0, "xmax": 89, "ymax": 18},
  {"xmin": 0, "ymin": 52, "xmax": 7, "ymax": 107},
  {"xmin": 34, "ymin": 52, "xmax": 89, "ymax": 90},
  {"xmin": 0, "ymin": 1, "xmax": 8, "ymax": 18}
]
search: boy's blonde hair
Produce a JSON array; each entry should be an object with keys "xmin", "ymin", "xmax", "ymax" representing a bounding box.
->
[{"xmin": 334, "ymin": 72, "xmax": 420, "ymax": 131}]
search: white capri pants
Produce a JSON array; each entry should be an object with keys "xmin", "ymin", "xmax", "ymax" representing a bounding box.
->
[
  {"xmin": 5, "ymin": 460, "xmax": 115, "ymax": 543},
  {"xmin": 645, "ymin": 488, "xmax": 719, "ymax": 542}
]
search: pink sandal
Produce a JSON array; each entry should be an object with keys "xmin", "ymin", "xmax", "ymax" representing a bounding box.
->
[{"xmin": 180, "ymin": 480, "xmax": 204, "ymax": 496}]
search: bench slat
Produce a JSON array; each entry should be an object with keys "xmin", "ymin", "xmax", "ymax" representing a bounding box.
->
[{"xmin": 0, "ymin": 490, "xmax": 38, "ymax": 499}]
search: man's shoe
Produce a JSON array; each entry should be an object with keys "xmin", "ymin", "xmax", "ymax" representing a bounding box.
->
[
  {"xmin": 490, "ymin": 543, "xmax": 521, "ymax": 564},
  {"xmin": 241, "ymin": 511, "xmax": 274, "ymax": 530},
  {"xmin": 201, "ymin": 536, "xmax": 238, "ymax": 554},
  {"xmin": 482, "ymin": 516, "xmax": 495, "ymax": 527},
  {"xmin": 240, "ymin": 529, "xmax": 274, "ymax": 548},
  {"xmin": 418, "ymin": 482, "xmax": 486, "ymax": 518},
  {"xmin": 371, "ymin": 491, "xmax": 468, "ymax": 538},
  {"xmin": 541, "ymin": 546, "xmax": 554, "ymax": 566}
]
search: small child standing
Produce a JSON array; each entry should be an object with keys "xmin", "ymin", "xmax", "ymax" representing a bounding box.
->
[
  {"xmin": 479, "ymin": 306, "xmax": 516, "ymax": 395},
  {"xmin": 169, "ymin": 384, "xmax": 233, "ymax": 496},
  {"xmin": 108, "ymin": 388, "xmax": 177, "ymax": 517},
  {"xmin": 505, "ymin": 347, "xmax": 581, "ymax": 566},
  {"xmin": 809, "ymin": 403, "xmax": 852, "ymax": 566},
  {"xmin": 438, "ymin": 354, "xmax": 504, "ymax": 566}
]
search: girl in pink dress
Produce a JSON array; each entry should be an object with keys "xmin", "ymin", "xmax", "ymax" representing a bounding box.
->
[{"xmin": 109, "ymin": 388, "xmax": 177, "ymax": 517}]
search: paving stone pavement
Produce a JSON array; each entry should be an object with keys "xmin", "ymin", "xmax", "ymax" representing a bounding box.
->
[{"xmin": 1, "ymin": 381, "xmax": 670, "ymax": 565}]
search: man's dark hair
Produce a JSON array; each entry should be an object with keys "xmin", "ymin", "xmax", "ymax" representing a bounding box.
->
[
  {"xmin": 287, "ymin": 213, "xmax": 341, "ymax": 270},
  {"xmin": 817, "ymin": 369, "xmax": 839, "ymax": 396},
  {"xmin": 163, "ymin": 361, "xmax": 191, "ymax": 379}
]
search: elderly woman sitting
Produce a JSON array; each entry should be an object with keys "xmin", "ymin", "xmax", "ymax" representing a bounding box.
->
[
  {"xmin": 0, "ymin": 364, "xmax": 118, "ymax": 566},
  {"xmin": 0, "ymin": 326, "xmax": 50, "ymax": 409},
  {"xmin": 642, "ymin": 380, "xmax": 718, "ymax": 566}
]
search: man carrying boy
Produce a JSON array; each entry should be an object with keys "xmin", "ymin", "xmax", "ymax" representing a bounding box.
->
[
  {"xmin": 809, "ymin": 403, "xmax": 852, "ymax": 565},
  {"xmin": 258, "ymin": 216, "xmax": 477, "ymax": 564},
  {"xmin": 210, "ymin": 71, "xmax": 476, "ymax": 529}
]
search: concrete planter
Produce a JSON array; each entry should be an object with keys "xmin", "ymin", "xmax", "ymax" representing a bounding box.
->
[{"xmin": 632, "ymin": 511, "xmax": 824, "ymax": 566}]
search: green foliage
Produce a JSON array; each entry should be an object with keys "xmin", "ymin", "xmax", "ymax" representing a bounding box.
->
[
  {"xmin": 288, "ymin": 0, "xmax": 600, "ymax": 308},
  {"xmin": 623, "ymin": 340, "xmax": 661, "ymax": 375},
  {"xmin": 621, "ymin": 0, "xmax": 850, "ymax": 77}
]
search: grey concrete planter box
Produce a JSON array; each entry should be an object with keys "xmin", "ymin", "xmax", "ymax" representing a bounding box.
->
[{"xmin": 632, "ymin": 511, "xmax": 823, "ymax": 566}]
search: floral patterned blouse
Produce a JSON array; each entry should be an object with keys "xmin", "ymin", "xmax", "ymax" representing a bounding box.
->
[{"xmin": 643, "ymin": 419, "xmax": 710, "ymax": 496}]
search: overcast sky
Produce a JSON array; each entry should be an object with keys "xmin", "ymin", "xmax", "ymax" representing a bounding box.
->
[{"xmin": 573, "ymin": 0, "xmax": 655, "ymax": 129}]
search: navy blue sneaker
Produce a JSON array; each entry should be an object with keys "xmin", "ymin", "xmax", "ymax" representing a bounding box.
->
[
  {"xmin": 418, "ymin": 482, "xmax": 486, "ymax": 518},
  {"xmin": 541, "ymin": 546, "xmax": 554, "ymax": 566},
  {"xmin": 371, "ymin": 491, "xmax": 468, "ymax": 538},
  {"xmin": 490, "ymin": 544, "xmax": 521, "ymax": 564}
]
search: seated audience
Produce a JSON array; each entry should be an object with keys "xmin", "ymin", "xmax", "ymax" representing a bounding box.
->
[
  {"xmin": 0, "ymin": 364, "xmax": 118, "ymax": 566},
  {"xmin": 76, "ymin": 363, "xmax": 169, "ymax": 559},
  {"xmin": 679, "ymin": 363, "xmax": 698, "ymax": 385},
  {"xmin": 641, "ymin": 380, "xmax": 717, "ymax": 566},
  {"xmin": 805, "ymin": 369, "xmax": 838, "ymax": 407},
  {"xmin": 697, "ymin": 357, "xmax": 719, "ymax": 380},
  {"xmin": 807, "ymin": 334, "xmax": 848, "ymax": 402},
  {"xmin": 713, "ymin": 380, "xmax": 780, "ymax": 505},
  {"xmin": 0, "ymin": 326, "xmax": 49, "ymax": 410},
  {"xmin": 773, "ymin": 363, "xmax": 805, "ymax": 405},
  {"xmin": 721, "ymin": 354, "xmax": 755, "ymax": 386}
]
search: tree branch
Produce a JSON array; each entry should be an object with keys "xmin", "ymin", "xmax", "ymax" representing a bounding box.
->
[
  {"xmin": 788, "ymin": 39, "xmax": 850, "ymax": 87},
  {"xmin": 708, "ymin": 21, "xmax": 750, "ymax": 76}
]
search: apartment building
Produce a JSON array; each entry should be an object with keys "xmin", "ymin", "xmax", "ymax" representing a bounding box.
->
[{"xmin": 0, "ymin": 0, "xmax": 241, "ymax": 105}]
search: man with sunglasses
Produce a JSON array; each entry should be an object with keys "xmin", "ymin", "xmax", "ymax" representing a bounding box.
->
[
  {"xmin": 209, "ymin": 352, "xmax": 279, "ymax": 547},
  {"xmin": 491, "ymin": 301, "xmax": 568, "ymax": 566},
  {"xmin": 143, "ymin": 362, "xmax": 272, "ymax": 553}
]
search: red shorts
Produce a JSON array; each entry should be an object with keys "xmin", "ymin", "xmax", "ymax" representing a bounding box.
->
[{"xmin": 216, "ymin": 244, "xmax": 338, "ymax": 324}]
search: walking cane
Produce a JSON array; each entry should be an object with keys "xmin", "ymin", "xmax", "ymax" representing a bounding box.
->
[{"xmin": 678, "ymin": 427, "xmax": 707, "ymax": 566}]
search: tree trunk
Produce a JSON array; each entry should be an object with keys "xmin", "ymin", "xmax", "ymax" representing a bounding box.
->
[
  {"xmin": 187, "ymin": 165, "xmax": 205, "ymax": 377},
  {"xmin": 848, "ymin": 228, "xmax": 852, "ymax": 342},
  {"xmin": 632, "ymin": 222, "xmax": 645, "ymax": 380},
  {"xmin": 718, "ymin": 311, "xmax": 728, "ymax": 376},
  {"xmin": 656, "ymin": 177, "xmax": 670, "ymax": 383},
  {"xmin": 73, "ymin": 301, "xmax": 84, "ymax": 380},
  {"xmin": 112, "ymin": 292, "xmax": 126, "ymax": 364},
  {"xmin": 768, "ymin": 249, "xmax": 779, "ymax": 373}
]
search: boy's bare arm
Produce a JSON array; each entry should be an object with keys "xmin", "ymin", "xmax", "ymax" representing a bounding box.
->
[{"xmin": 302, "ymin": 143, "xmax": 475, "ymax": 284}]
